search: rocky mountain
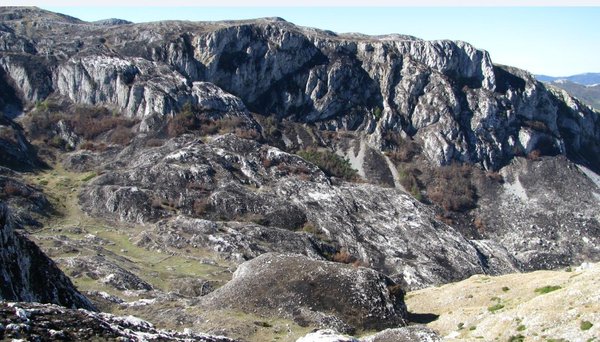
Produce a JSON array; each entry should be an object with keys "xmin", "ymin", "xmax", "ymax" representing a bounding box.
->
[{"xmin": 0, "ymin": 6, "xmax": 599, "ymax": 341}]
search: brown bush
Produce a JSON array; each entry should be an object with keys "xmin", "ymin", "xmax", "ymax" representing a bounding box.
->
[
  {"xmin": 79, "ymin": 141, "xmax": 108, "ymax": 152},
  {"xmin": 383, "ymin": 131, "xmax": 421, "ymax": 164},
  {"xmin": 109, "ymin": 126, "xmax": 134, "ymax": 145},
  {"xmin": 427, "ymin": 163, "xmax": 477, "ymax": 213},
  {"xmin": 144, "ymin": 138, "xmax": 165, "ymax": 147},
  {"xmin": 332, "ymin": 249, "xmax": 357, "ymax": 264}
]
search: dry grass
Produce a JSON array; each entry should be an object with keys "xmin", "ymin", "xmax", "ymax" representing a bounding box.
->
[{"xmin": 406, "ymin": 264, "xmax": 600, "ymax": 341}]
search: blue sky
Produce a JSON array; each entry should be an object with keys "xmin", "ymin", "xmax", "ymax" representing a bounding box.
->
[{"xmin": 42, "ymin": 6, "xmax": 600, "ymax": 76}]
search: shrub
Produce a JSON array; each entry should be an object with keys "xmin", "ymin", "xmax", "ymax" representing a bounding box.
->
[
  {"xmin": 398, "ymin": 165, "xmax": 422, "ymax": 200},
  {"xmin": 580, "ymin": 320, "xmax": 593, "ymax": 331},
  {"xmin": 297, "ymin": 149, "xmax": 358, "ymax": 181},
  {"xmin": 109, "ymin": 126, "xmax": 134, "ymax": 145},
  {"xmin": 2, "ymin": 182, "xmax": 29, "ymax": 198},
  {"xmin": 534, "ymin": 285, "xmax": 561, "ymax": 294},
  {"xmin": 167, "ymin": 107, "xmax": 199, "ymax": 137},
  {"xmin": 517, "ymin": 324, "xmax": 526, "ymax": 331},
  {"xmin": 373, "ymin": 106, "xmax": 383, "ymax": 119},
  {"xmin": 383, "ymin": 131, "xmax": 421, "ymax": 163},
  {"xmin": 508, "ymin": 335, "xmax": 525, "ymax": 342},
  {"xmin": 502, "ymin": 286, "xmax": 510, "ymax": 292},
  {"xmin": 427, "ymin": 163, "xmax": 477, "ymax": 212}
]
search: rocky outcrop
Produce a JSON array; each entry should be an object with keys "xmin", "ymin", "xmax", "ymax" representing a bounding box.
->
[
  {"xmin": 202, "ymin": 253, "xmax": 407, "ymax": 332},
  {"xmin": 0, "ymin": 113, "xmax": 44, "ymax": 171},
  {"xmin": 0, "ymin": 301, "xmax": 236, "ymax": 341},
  {"xmin": 0, "ymin": 203, "xmax": 94, "ymax": 310},
  {"xmin": 295, "ymin": 327, "xmax": 441, "ymax": 342},
  {"xmin": 79, "ymin": 134, "xmax": 519, "ymax": 289},
  {"xmin": 1, "ymin": 7, "xmax": 598, "ymax": 172}
]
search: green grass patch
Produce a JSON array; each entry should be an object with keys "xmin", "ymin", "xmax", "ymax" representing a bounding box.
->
[
  {"xmin": 487, "ymin": 303, "xmax": 505, "ymax": 313},
  {"xmin": 81, "ymin": 172, "xmax": 97, "ymax": 182},
  {"xmin": 534, "ymin": 285, "xmax": 562, "ymax": 294}
]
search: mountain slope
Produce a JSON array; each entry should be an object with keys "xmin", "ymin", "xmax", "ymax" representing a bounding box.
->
[{"xmin": 0, "ymin": 6, "xmax": 599, "ymax": 341}]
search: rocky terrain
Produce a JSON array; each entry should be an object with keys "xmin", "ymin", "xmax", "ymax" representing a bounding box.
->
[{"xmin": 0, "ymin": 6, "xmax": 599, "ymax": 341}]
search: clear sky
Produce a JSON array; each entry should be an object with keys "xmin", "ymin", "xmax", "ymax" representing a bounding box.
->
[{"xmin": 38, "ymin": 6, "xmax": 600, "ymax": 76}]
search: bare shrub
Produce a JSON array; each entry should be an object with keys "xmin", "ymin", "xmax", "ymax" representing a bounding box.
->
[{"xmin": 427, "ymin": 163, "xmax": 477, "ymax": 212}]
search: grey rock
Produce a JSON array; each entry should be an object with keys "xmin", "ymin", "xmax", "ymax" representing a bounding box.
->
[
  {"xmin": 62, "ymin": 255, "xmax": 153, "ymax": 291},
  {"xmin": 0, "ymin": 301, "xmax": 236, "ymax": 341},
  {"xmin": 0, "ymin": 203, "xmax": 95, "ymax": 310},
  {"xmin": 202, "ymin": 253, "xmax": 407, "ymax": 332},
  {"xmin": 360, "ymin": 326, "xmax": 441, "ymax": 342}
]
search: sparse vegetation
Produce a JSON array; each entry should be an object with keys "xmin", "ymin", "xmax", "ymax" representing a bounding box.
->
[
  {"xmin": 534, "ymin": 285, "xmax": 561, "ymax": 294},
  {"xmin": 427, "ymin": 163, "xmax": 478, "ymax": 212},
  {"xmin": 166, "ymin": 102, "xmax": 259, "ymax": 139},
  {"xmin": 23, "ymin": 102, "xmax": 137, "ymax": 148},
  {"xmin": 297, "ymin": 149, "xmax": 358, "ymax": 181},
  {"xmin": 487, "ymin": 303, "xmax": 504, "ymax": 313},
  {"xmin": 517, "ymin": 324, "xmax": 526, "ymax": 331}
]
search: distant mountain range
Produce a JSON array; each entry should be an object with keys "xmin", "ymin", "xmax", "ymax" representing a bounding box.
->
[
  {"xmin": 536, "ymin": 72, "xmax": 600, "ymax": 86},
  {"xmin": 535, "ymin": 73, "xmax": 600, "ymax": 111}
]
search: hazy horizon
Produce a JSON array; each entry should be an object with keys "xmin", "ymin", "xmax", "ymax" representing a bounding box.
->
[{"xmin": 24, "ymin": 6, "xmax": 600, "ymax": 76}]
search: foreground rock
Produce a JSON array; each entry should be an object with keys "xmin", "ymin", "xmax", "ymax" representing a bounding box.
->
[
  {"xmin": 0, "ymin": 203, "xmax": 94, "ymax": 310},
  {"xmin": 296, "ymin": 327, "xmax": 441, "ymax": 342},
  {"xmin": 202, "ymin": 253, "xmax": 407, "ymax": 333},
  {"xmin": 0, "ymin": 301, "xmax": 236, "ymax": 341}
]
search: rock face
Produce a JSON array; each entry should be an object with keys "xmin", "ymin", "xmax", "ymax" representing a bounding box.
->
[
  {"xmin": 0, "ymin": 301, "xmax": 236, "ymax": 341},
  {"xmin": 0, "ymin": 203, "xmax": 94, "ymax": 310},
  {"xmin": 474, "ymin": 156, "xmax": 600, "ymax": 270},
  {"xmin": 202, "ymin": 253, "xmax": 407, "ymax": 332},
  {"xmin": 1, "ymin": 7, "xmax": 598, "ymax": 172}
]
